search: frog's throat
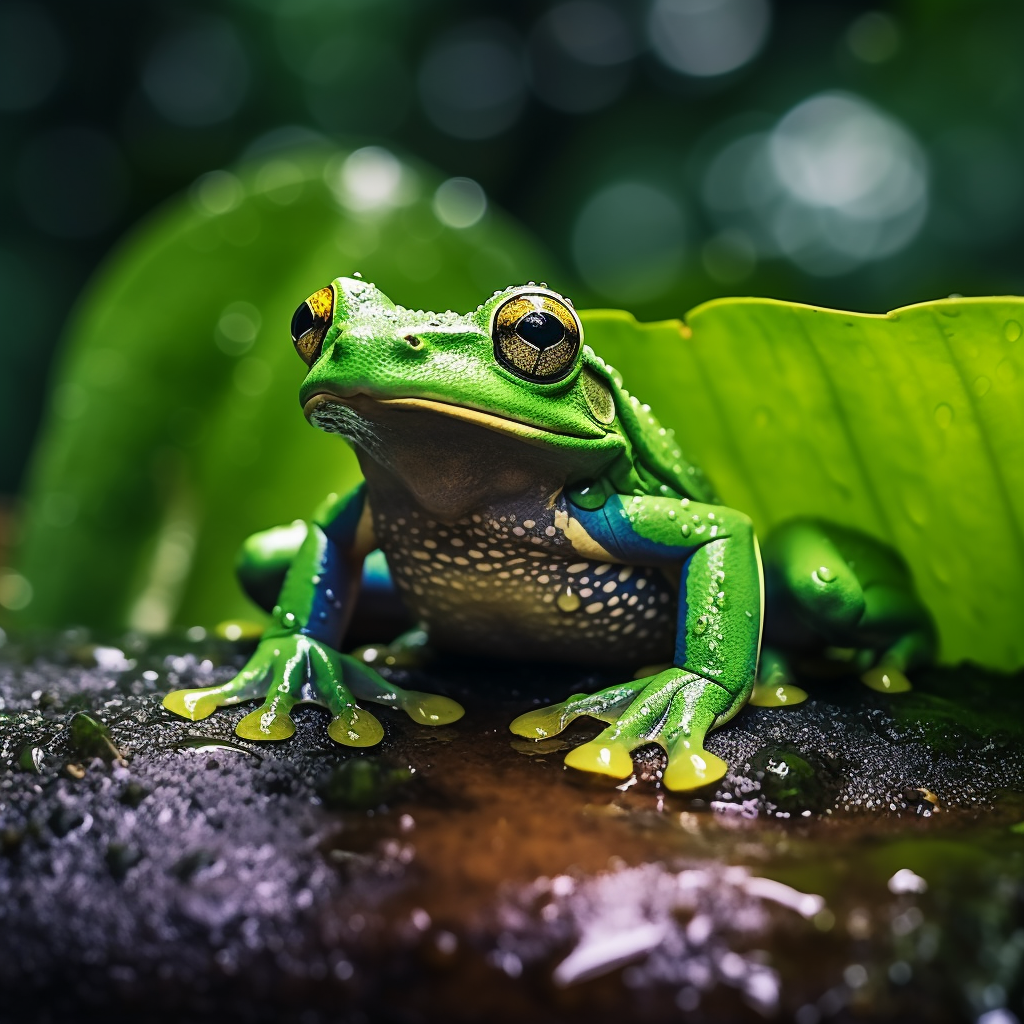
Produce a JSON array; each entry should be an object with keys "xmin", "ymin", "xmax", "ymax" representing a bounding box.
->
[{"xmin": 303, "ymin": 392, "xmax": 609, "ymax": 448}]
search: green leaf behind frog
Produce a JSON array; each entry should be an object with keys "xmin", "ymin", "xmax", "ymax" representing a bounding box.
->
[{"xmin": 581, "ymin": 299, "xmax": 1024, "ymax": 670}]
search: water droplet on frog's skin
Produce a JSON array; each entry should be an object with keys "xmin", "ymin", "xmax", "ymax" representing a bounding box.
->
[
  {"xmin": 557, "ymin": 587, "xmax": 580, "ymax": 613},
  {"xmin": 934, "ymin": 403, "xmax": 954, "ymax": 428},
  {"xmin": 680, "ymin": 523, "xmax": 691, "ymax": 537},
  {"xmin": 1005, "ymin": 320, "xmax": 1022, "ymax": 343},
  {"xmin": 973, "ymin": 376, "xmax": 991, "ymax": 397}
]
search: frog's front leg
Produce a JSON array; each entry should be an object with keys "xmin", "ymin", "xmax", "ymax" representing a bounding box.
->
[
  {"xmin": 511, "ymin": 495, "xmax": 762, "ymax": 791},
  {"xmin": 163, "ymin": 484, "xmax": 463, "ymax": 745}
]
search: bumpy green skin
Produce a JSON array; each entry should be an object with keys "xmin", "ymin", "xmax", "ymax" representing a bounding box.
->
[{"xmin": 164, "ymin": 278, "xmax": 932, "ymax": 790}]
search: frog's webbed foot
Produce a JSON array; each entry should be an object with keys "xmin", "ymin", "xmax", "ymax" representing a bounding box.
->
[
  {"xmin": 511, "ymin": 669, "xmax": 739, "ymax": 792},
  {"xmin": 749, "ymin": 646, "xmax": 808, "ymax": 707},
  {"xmin": 163, "ymin": 632, "xmax": 463, "ymax": 747}
]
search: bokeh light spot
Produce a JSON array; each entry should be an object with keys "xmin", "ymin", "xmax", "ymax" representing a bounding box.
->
[
  {"xmin": 253, "ymin": 160, "xmax": 304, "ymax": 205},
  {"xmin": 702, "ymin": 93, "xmax": 928, "ymax": 275},
  {"xmin": 216, "ymin": 302, "xmax": 262, "ymax": 356},
  {"xmin": 332, "ymin": 147, "xmax": 410, "ymax": 213},
  {"xmin": 142, "ymin": 20, "xmax": 249, "ymax": 127},
  {"xmin": 433, "ymin": 178, "xmax": 487, "ymax": 229},
  {"xmin": 418, "ymin": 26, "xmax": 526, "ymax": 139},
  {"xmin": 193, "ymin": 170, "xmax": 244, "ymax": 215},
  {"xmin": 771, "ymin": 93, "xmax": 924, "ymax": 215},
  {"xmin": 649, "ymin": 0, "xmax": 771, "ymax": 78},
  {"xmin": 0, "ymin": 570, "xmax": 33, "ymax": 611},
  {"xmin": 572, "ymin": 182, "xmax": 686, "ymax": 302}
]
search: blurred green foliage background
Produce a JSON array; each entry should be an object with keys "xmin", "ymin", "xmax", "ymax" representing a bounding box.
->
[
  {"xmin": 3, "ymin": 0, "xmax": 1024, "ymax": 628},
  {"xmin": 4, "ymin": 0, "xmax": 1024, "ymax": 498}
]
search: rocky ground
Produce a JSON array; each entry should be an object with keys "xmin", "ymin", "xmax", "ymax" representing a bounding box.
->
[{"xmin": 1, "ymin": 629, "xmax": 1023, "ymax": 1024}]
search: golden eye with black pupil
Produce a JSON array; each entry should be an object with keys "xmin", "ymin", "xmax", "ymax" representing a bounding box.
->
[
  {"xmin": 491, "ymin": 291, "xmax": 581, "ymax": 383},
  {"xmin": 291, "ymin": 285, "xmax": 335, "ymax": 366}
]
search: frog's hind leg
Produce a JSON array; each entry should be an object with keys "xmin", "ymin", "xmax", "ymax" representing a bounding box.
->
[
  {"xmin": 858, "ymin": 584, "xmax": 936, "ymax": 693},
  {"xmin": 763, "ymin": 518, "xmax": 935, "ymax": 696},
  {"xmin": 763, "ymin": 519, "xmax": 868, "ymax": 638},
  {"xmin": 749, "ymin": 647, "xmax": 808, "ymax": 707}
]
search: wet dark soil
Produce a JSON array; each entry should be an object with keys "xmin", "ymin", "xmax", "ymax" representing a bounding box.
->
[{"xmin": 1, "ymin": 630, "xmax": 1023, "ymax": 1024}]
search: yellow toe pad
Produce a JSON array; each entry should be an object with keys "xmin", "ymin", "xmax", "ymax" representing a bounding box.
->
[
  {"xmin": 235, "ymin": 707, "xmax": 296, "ymax": 741},
  {"xmin": 563, "ymin": 738, "xmax": 634, "ymax": 779},
  {"xmin": 862, "ymin": 666, "xmax": 912, "ymax": 693},
  {"xmin": 403, "ymin": 692, "xmax": 464, "ymax": 726},
  {"xmin": 663, "ymin": 744, "xmax": 728, "ymax": 791},
  {"xmin": 509, "ymin": 705, "xmax": 567, "ymax": 740},
  {"xmin": 749, "ymin": 682, "xmax": 809, "ymax": 707},
  {"xmin": 327, "ymin": 708, "xmax": 385, "ymax": 747},
  {"xmin": 162, "ymin": 688, "xmax": 221, "ymax": 722}
]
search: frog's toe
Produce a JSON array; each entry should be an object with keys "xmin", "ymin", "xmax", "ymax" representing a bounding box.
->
[
  {"xmin": 509, "ymin": 702, "xmax": 576, "ymax": 740},
  {"xmin": 663, "ymin": 739, "xmax": 729, "ymax": 791},
  {"xmin": 748, "ymin": 682, "xmax": 809, "ymax": 707},
  {"xmin": 400, "ymin": 691, "xmax": 464, "ymax": 726},
  {"xmin": 353, "ymin": 627, "xmax": 432, "ymax": 670},
  {"xmin": 509, "ymin": 682, "xmax": 646, "ymax": 741},
  {"xmin": 339, "ymin": 655, "xmax": 463, "ymax": 727},
  {"xmin": 861, "ymin": 665, "xmax": 912, "ymax": 693},
  {"xmin": 235, "ymin": 704, "xmax": 296, "ymax": 741},
  {"xmin": 327, "ymin": 706, "xmax": 385, "ymax": 747},
  {"xmin": 563, "ymin": 734, "xmax": 635, "ymax": 779},
  {"xmin": 162, "ymin": 687, "xmax": 223, "ymax": 721}
]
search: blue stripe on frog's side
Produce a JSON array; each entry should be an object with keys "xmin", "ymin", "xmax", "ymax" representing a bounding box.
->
[{"xmin": 568, "ymin": 494, "xmax": 694, "ymax": 669}]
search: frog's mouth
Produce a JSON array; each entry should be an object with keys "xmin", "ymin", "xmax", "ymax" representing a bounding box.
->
[{"xmin": 303, "ymin": 392, "xmax": 609, "ymax": 447}]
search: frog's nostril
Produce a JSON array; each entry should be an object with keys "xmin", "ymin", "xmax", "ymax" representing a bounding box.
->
[{"xmin": 403, "ymin": 334, "xmax": 423, "ymax": 349}]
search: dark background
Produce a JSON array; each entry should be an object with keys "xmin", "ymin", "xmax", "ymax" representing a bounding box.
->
[{"xmin": 3, "ymin": 0, "xmax": 1022, "ymax": 498}]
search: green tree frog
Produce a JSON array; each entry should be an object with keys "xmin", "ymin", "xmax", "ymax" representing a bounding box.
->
[{"xmin": 163, "ymin": 278, "xmax": 934, "ymax": 790}]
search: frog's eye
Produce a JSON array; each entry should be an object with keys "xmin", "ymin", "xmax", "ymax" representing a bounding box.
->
[
  {"xmin": 491, "ymin": 291, "xmax": 581, "ymax": 383},
  {"xmin": 291, "ymin": 285, "xmax": 335, "ymax": 366}
]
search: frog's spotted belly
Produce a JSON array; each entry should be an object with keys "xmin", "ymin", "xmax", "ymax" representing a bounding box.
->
[{"xmin": 375, "ymin": 507, "xmax": 676, "ymax": 666}]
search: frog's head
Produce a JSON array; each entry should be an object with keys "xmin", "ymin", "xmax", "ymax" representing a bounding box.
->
[{"xmin": 291, "ymin": 277, "xmax": 628, "ymax": 487}]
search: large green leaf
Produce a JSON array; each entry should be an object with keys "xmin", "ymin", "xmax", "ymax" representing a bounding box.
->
[
  {"xmin": 14, "ymin": 147, "xmax": 559, "ymax": 632},
  {"xmin": 580, "ymin": 297, "xmax": 1024, "ymax": 671}
]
